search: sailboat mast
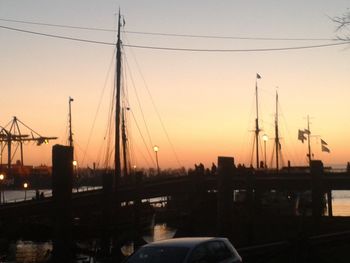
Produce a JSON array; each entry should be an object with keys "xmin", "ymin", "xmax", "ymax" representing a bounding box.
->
[
  {"xmin": 307, "ymin": 115, "xmax": 312, "ymax": 164},
  {"xmin": 115, "ymin": 11, "xmax": 122, "ymax": 183},
  {"xmin": 68, "ymin": 97, "xmax": 74, "ymax": 147},
  {"xmin": 275, "ymin": 91, "xmax": 280, "ymax": 170},
  {"xmin": 255, "ymin": 76, "xmax": 260, "ymax": 168},
  {"xmin": 122, "ymin": 108, "xmax": 128, "ymax": 177}
]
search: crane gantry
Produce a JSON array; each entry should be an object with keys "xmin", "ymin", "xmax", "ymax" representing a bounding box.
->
[{"xmin": 0, "ymin": 116, "xmax": 57, "ymax": 175}]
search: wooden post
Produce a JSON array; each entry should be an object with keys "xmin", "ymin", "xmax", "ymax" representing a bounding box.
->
[
  {"xmin": 327, "ymin": 190, "xmax": 333, "ymax": 217},
  {"xmin": 310, "ymin": 160, "xmax": 324, "ymax": 227},
  {"xmin": 217, "ymin": 156, "xmax": 234, "ymax": 237},
  {"xmin": 246, "ymin": 168, "xmax": 255, "ymax": 244},
  {"xmin": 52, "ymin": 145, "xmax": 73, "ymax": 263},
  {"xmin": 133, "ymin": 172, "xmax": 144, "ymax": 249},
  {"xmin": 101, "ymin": 171, "xmax": 114, "ymax": 256}
]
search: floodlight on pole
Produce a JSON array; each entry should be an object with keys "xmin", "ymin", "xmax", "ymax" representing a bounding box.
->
[
  {"xmin": 153, "ymin": 145, "xmax": 160, "ymax": 175},
  {"xmin": 262, "ymin": 134, "xmax": 268, "ymax": 169},
  {"xmin": 23, "ymin": 182, "xmax": 28, "ymax": 201}
]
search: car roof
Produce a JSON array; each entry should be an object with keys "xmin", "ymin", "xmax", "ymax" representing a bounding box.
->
[{"xmin": 144, "ymin": 237, "xmax": 227, "ymax": 248}]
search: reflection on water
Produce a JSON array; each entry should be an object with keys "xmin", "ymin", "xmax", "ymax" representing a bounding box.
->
[
  {"xmin": 6, "ymin": 191, "xmax": 350, "ymax": 262},
  {"xmin": 120, "ymin": 223, "xmax": 177, "ymax": 257},
  {"xmin": 15, "ymin": 241, "xmax": 52, "ymax": 263},
  {"xmin": 143, "ymin": 223, "xmax": 177, "ymax": 244},
  {"xmin": 332, "ymin": 191, "xmax": 350, "ymax": 216},
  {"xmin": 10, "ymin": 224, "xmax": 177, "ymax": 262}
]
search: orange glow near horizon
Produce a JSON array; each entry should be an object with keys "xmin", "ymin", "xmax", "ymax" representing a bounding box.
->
[{"xmin": 1, "ymin": 1, "xmax": 350, "ymax": 170}]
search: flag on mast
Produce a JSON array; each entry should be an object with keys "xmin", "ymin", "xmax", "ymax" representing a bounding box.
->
[
  {"xmin": 256, "ymin": 73, "xmax": 261, "ymax": 79},
  {"xmin": 321, "ymin": 144, "xmax": 330, "ymax": 153},
  {"xmin": 298, "ymin": 129, "xmax": 307, "ymax": 143},
  {"xmin": 321, "ymin": 138, "xmax": 330, "ymax": 153}
]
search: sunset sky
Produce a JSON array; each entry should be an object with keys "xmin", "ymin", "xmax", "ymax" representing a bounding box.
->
[{"xmin": 0, "ymin": 1, "xmax": 350, "ymax": 170}]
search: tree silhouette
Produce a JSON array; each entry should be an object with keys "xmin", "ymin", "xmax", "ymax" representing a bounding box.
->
[{"xmin": 333, "ymin": 9, "xmax": 350, "ymax": 40}]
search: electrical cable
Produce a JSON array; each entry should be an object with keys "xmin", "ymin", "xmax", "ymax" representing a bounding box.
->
[
  {"xmin": 123, "ymin": 41, "xmax": 350, "ymax": 52},
  {"xmin": 1, "ymin": 24, "xmax": 350, "ymax": 52},
  {"xmin": 0, "ymin": 18, "xmax": 339, "ymax": 41}
]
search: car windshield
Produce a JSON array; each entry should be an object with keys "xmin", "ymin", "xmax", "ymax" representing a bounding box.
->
[{"xmin": 126, "ymin": 246, "xmax": 190, "ymax": 263}]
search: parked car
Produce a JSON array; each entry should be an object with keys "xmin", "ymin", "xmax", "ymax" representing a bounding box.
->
[{"xmin": 123, "ymin": 237, "xmax": 242, "ymax": 263}]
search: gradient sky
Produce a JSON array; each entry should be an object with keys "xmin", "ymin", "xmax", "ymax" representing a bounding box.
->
[{"xmin": 0, "ymin": 1, "xmax": 349, "ymax": 170}]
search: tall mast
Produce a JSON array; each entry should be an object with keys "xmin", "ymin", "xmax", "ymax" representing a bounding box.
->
[
  {"xmin": 307, "ymin": 115, "xmax": 312, "ymax": 164},
  {"xmin": 68, "ymin": 97, "xmax": 74, "ymax": 147},
  {"xmin": 122, "ymin": 107, "xmax": 128, "ymax": 177},
  {"xmin": 115, "ymin": 11, "xmax": 122, "ymax": 184},
  {"xmin": 274, "ymin": 91, "xmax": 280, "ymax": 170},
  {"xmin": 255, "ymin": 74, "xmax": 261, "ymax": 168}
]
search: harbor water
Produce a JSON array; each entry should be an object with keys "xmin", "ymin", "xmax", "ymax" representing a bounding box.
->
[{"xmin": 1, "ymin": 189, "xmax": 350, "ymax": 262}]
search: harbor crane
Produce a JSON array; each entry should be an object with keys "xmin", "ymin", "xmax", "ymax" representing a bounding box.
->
[{"xmin": 0, "ymin": 116, "xmax": 57, "ymax": 175}]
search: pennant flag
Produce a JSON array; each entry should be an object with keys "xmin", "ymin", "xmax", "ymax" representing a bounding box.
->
[
  {"xmin": 256, "ymin": 73, "xmax": 261, "ymax": 79},
  {"xmin": 321, "ymin": 139, "xmax": 328, "ymax": 145},
  {"xmin": 304, "ymin": 129, "xmax": 310, "ymax": 135},
  {"xmin": 322, "ymin": 144, "xmax": 330, "ymax": 153},
  {"xmin": 298, "ymin": 129, "xmax": 307, "ymax": 143}
]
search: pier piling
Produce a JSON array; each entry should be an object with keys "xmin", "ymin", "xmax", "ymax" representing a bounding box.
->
[
  {"xmin": 52, "ymin": 145, "xmax": 74, "ymax": 262},
  {"xmin": 310, "ymin": 160, "xmax": 324, "ymax": 229},
  {"xmin": 217, "ymin": 156, "xmax": 234, "ymax": 237}
]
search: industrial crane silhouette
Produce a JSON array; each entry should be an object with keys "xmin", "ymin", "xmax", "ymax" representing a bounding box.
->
[{"xmin": 0, "ymin": 116, "xmax": 57, "ymax": 175}]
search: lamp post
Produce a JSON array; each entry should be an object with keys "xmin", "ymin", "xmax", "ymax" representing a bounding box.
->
[
  {"xmin": 0, "ymin": 173, "xmax": 4, "ymax": 204},
  {"xmin": 153, "ymin": 145, "xmax": 160, "ymax": 175},
  {"xmin": 23, "ymin": 182, "xmax": 28, "ymax": 201},
  {"xmin": 262, "ymin": 134, "xmax": 268, "ymax": 169},
  {"xmin": 73, "ymin": 160, "xmax": 78, "ymax": 192}
]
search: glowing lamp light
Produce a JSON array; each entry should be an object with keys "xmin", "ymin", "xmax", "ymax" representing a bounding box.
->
[
  {"xmin": 262, "ymin": 134, "xmax": 269, "ymax": 142},
  {"xmin": 153, "ymin": 145, "xmax": 159, "ymax": 152},
  {"xmin": 23, "ymin": 183, "xmax": 28, "ymax": 189},
  {"xmin": 0, "ymin": 174, "xmax": 4, "ymax": 181},
  {"xmin": 73, "ymin": 160, "xmax": 78, "ymax": 166}
]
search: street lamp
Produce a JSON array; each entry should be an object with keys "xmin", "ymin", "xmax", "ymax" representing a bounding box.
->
[
  {"xmin": 73, "ymin": 160, "xmax": 78, "ymax": 192},
  {"xmin": 0, "ymin": 173, "xmax": 4, "ymax": 204},
  {"xmin": 23, "ymin": 182, "xmax": 28, "ymax": 201},
  {"xmin": 262, "ymin": 134, "xmax": 268, "ymax": 169},
  {"xmin": 153, "ymin": 145, "xmax": 160, "ymax": 175}
]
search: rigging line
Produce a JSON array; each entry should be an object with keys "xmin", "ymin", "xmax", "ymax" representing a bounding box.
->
[
  {"xmin": 129, "ymin": 109, "xmax": 157, "ymax": 167},
  {"xmin": 0, "ymin": 25, "xmax": 115, "ymax": 45},
  {"xmin": 3, "ymin": 119, "xmax": 13, "ymax": 130},
  {"xmin": 2, "ymin": 24, "xmax": 350, "ymax": 52},
  {"xmin": 124, "ymin": 55, "xmax": 154, "ymax": 149},
  {"xmin": 15, "ymin": 118, "xmax": 43, "ymax": 136},
  {"xmin": 124, "ymin": 41, "xmax": 350, "ymax": 52},
  {"xmin": 100, "ymin": 73, "xmax": 116, "ymax": 169},
  {"xmin": 0, "ymin": 18, "xmax": 116, "ymax": 32},
  {"xmin": 279, "ymin": 104, "xmax": 302, "ymax": 165},
  {"xmin": 123, "ymin": 37, "xmax": 182, "ymax": 167},
  {"xmin": 81, "ymin": 48, "xmax": 116, "ymax": 167},
  {"xmin": 63, "ymin": 114, "xmax": 69, "ymax": 145},
  {"xmin": 0, "ymin": 18, "xmax": 338, "ymax": 41},
  {"xmin": 75, "ymin": 140, "xmax": 95, "ymax": 166},
  {"xmin": 250, "ymin": 133, "xmax": 255, "ymax": 167},
  {"xmin": 124, "ymin": 30, "xmax": 338, "ymax": 41}
]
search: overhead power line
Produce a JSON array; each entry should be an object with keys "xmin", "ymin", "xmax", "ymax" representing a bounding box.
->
[
  {"xmin": 124, "ymin": 42, "xmax": 350, "ymax": 52},
  {"xmin": 0, "ymin": 18, "xmax": 115, "ymax": 32},
  {"xmin": 0, "ymin": 17, "xmax": 339, "ymax": 41},
  {"xmin": 124, "ymin": 30, "xmax": 338, "ymax": 41},
  {"xmin": 1, "ymin": 24, "xmax": 350, "ymax": 52},
  {"xmin": 0, "ymin": 25, "xmax": 115, "ymax": 45}
]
